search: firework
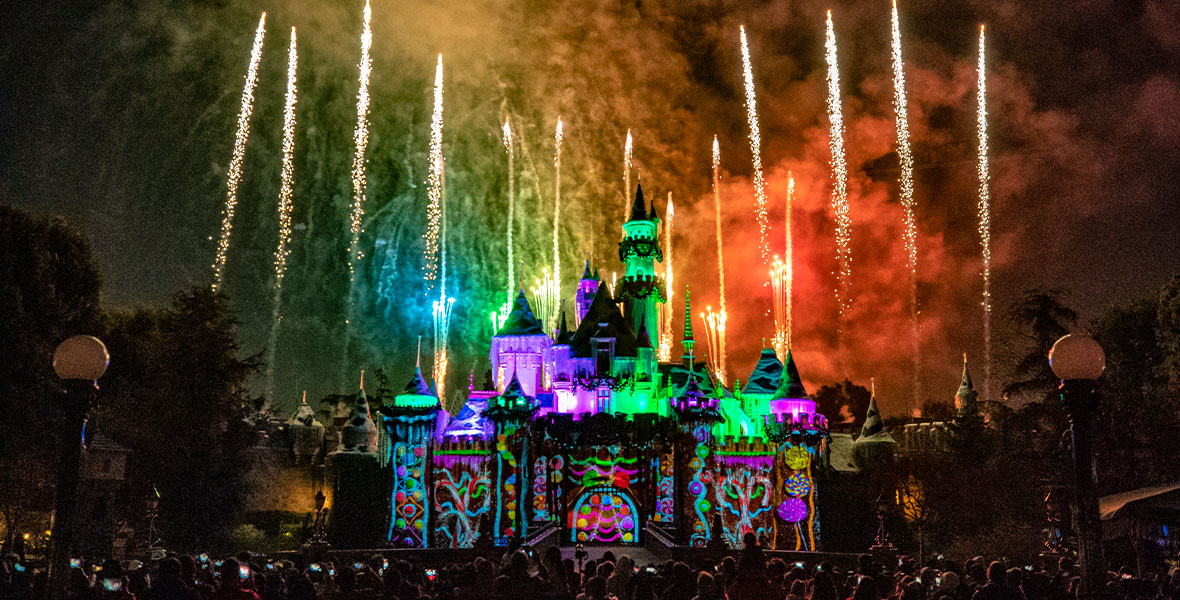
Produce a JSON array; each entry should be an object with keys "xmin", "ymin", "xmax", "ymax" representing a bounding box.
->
[
  {"xmin": 739, "ymin": 25, "xmax": 770, "ymax": 265},
  {"xmin": 624, "ymin": 129, "xmax": 633, "ymax": 224},
  {"xmin": 530, "ymin": 268, "xmax": 560, "ymax": 336},
  {"xmin": 490, "ymin": 120, "xmax": 516, "ymax": 334},
  {"xmin": 658, "ymin": 194, "xmax": 675, "ymax": 362},
  {"xmin": 977, "ymin": 24, "xmax": 992, "ymax": 402},
  {"xmin": 433, "ymin": 295, "xmax": 456, "ymax": 402},
  {"xmin": 345, "ymin": 0, "xmax": 373, "ymax": 301},
  {"xmin": 211, "ymin": 12, "xmax": 266, "ymax": 292},
  {"xmin": 711, "ymin": 136, "xmax": 728, "ymax": 384},
  {"xmin": 424, "ymin": 54, "xmax": 445, "ymax": 292},
  {"xmin": 554, "ymin": 118, "xmax": 563, "ymax": 292},
  {"xmin": 825, "ymin": 11, "xmax": 852, "ymax": 329},
  {"xmin": 769, "ymin": 174, "xmax": 796, "ymax": 360},
  {"xmin": 891, "ymin": 0, "xmax": 920, "ymax": 409},
  {"xmin": 702, "ymin": 306, "xmax": 726, "ymax": 378},
  {"xmin": 265, "ymin": 27, "xmax": 298, "ymax": 402}
]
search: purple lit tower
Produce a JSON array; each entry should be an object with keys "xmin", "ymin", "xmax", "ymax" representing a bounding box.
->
[
  {"xmin": 575, "ymin": 260, "xmax": 599, "ymax": 324},
  {"xmin": 490, "ymin": 290, "xmax": 552, "ymax": 398}
]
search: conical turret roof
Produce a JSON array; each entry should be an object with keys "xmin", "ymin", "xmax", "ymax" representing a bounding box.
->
[
  {"xmin": 404, "ymin": 366, "xmax": 434, "ymax": 396},
  {"xmin": 772, "ymin": 349, "xmax": 807, "ymax": 399},
  {"xmin": 956, "ymin": 353, "xmax": 978, "ymax": 407},
  {"xmin": 498, "ymin": 288, "xmax": 545, "ymax": 336},
  {"xmin": 581, "ymin": 258, "xmax": 593, "ymax": 280},
  {"xmin": 570, "ymin": 283, "xmax": 637, "ymax": 358},
  {"xmin": 857, "ymin": 382, "xmax": 895, "ymax": 444},
  {"xmin": 635, "ymin": 318, "xmax": 654, "ymax": 349},
  {"xmin": 629, "ymin": 183, "xmax": 649, "ymax": 223},
  {"xmin": 556, "ymin": 309, "xmax": 573, "ymax": 345},
  {"xmin": 742, "ymin": 348, "xmax": 783, "ymax": 395}
]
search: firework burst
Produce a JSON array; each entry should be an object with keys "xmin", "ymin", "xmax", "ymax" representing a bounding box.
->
[
  {"xmin": 530, "ymin": 268, "xmax": 560, "ymax": 336},
  {"xmin": 825, "ymin": 11, "xmax": 852, "ymax": 331},
  {"xmin": 424, "ymin": 54, "xmax": 445, "ymax": 292},
  {"xmin": 977, "ymin": 24, "xmax": 993, "ymax": 402},
  {"xmin": 265, "ymin": 27, "xmax": 298, "ymax": 402},
  {"xmin": 702, "ymin": 306, "xmax": 726, "ymax": 382},
  {"xmin": 211, "ymin": 12, "xmax": 266, "ymax": 292},
  {"xmin": 891, "ymin": 0, "xmax": 920, "ymax": 409},
  {"xmin": 624, "ymin": 129, "xmax": 633, "ymax": 225},
  {"xmin": 345, "ymin": 0, "xmax": 373, "ymax": 302},
  {"xmin": 554, "ymin": 118, "xmax": 563, "ymax": 292},
  {"xmin": 739, "ymin": 26, "xmax": 770, "ymax": 265},
  {"xmin": 711, "ymin": 136, "xmax": 728, "ymax": 384},
  {"xmin": 659, "ymin": 195, "xmax": 675, "ymax": 362}
]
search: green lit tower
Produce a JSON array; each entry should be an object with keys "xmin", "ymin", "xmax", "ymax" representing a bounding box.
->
[
  {"xmin": 681, "ymin": 285, "xmax": 695, "ymax": 363},
  {"xmin": 617, "ymin": 184, "xmax": 665, "ymax": 343}
]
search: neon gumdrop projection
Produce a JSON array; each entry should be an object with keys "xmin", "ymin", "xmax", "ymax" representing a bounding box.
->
[{"xmin": 571, "ymin": 487, "xmax": 641, "ymax": 543}]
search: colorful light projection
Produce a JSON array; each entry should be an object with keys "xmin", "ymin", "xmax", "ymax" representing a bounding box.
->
[
  {"xmin": 688, "ymin": 425, "xmax": 712, "ymax": 547},
  {"xmin": 569, "ymin": 450, "xmax": 640, "ymax": 489},
  {"xmin": 712, "ymin": 457, "xmax": 774, "ymax": 548},
  {"xmin": 432, "ymin": 455, "xmax": 492, "ymax": 548},
  {"xmin": 531, "ymin": 455, "xmax": 565, "ymax": 522},
  {"xmin": 571, "ymin": 487, "xmax": 640, "ymax": 543},
  {"xmin": 775, "ymin": 440, "xmax": 820, "ymax": 550},
  {"xmin": 652, "ymin": 452, "xmax": 675, "ymax": 523},
  {"xmin": 493, "ymin": 425, "xmax": 527, "ymax": 541},
  {"xmin": 389, "ymin": 442, "xmax": 428, "ymax": 547}
]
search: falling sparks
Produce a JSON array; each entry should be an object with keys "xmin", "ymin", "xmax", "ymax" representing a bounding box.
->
[
  {"xmin": 739, "ymin": 25, "xmax": 770, "ymax": 265},
  {"xmin": 530, "ymin": 268, "xmax": 560, "ymax": 337},
  {"xmin": 658, "ymin": 195, "xmax": 675, "ymax": 362},
  {"xmin": 553, "ymin": 118, "xmax": 563, "ymax": 293},
  {"xmin": 892, "ymin": 0, "xmax": 920, "ymax": 409},
  {"xmin": 265, "ymin": 27, "xmax": 298, "ymax": 402},
  {"xmin": 423, "ymin": 54, "xmax": 445, "ymax": 292},
  {"xmin": 702, "ymin": 306, "xmax": 727, "ymax": 384},
  {"xmin": 977, "ymin": 24, "xmax": 993, "ymax": 403},
  {"xmin": 711, "ymin": 136, "xmax": 728, "ymax": 385},
  {"xmin": 825, "ymin": 11, "xmax": 852, "ymax": 330},
  {"xmin": 432, "ymin": 295, "xmax": 456, "ymax": 402},
  {"xmin": 770, "ymin": 174, "xmax": 795, "ymax": 361},
  {"xmin": 211, "ymin": 12, "xmax": 266, "ymax": 293},
  {"xmin": 624, "ymin": 130, "xmax": 634, "ymax": 225},
  {"xmin": 346, "ymin": 0, "xmax": 373, "ymax": 295},
  {"xmin": 491, "ymin": 119, "xmax": 516, "ymax": 334}
]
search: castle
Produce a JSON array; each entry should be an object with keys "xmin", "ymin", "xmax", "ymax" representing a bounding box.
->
[{"xmin": 293, "ymin": 185, "xmax": 831, "ymax": 550}]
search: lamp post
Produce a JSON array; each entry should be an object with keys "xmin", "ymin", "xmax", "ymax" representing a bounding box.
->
[
  {"xmin": 1049, "ymin": 334, "xmax": 1106, "ymax": 600},
  {"xmin": 50, "ymin": 335, "xmax": 109, "ymax": 598}
]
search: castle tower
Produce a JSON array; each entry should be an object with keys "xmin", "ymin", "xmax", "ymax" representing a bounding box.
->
[
  {"xmin": 376, "ymin": 365, "xmax": 442, "ymax": 548},
  {"xmin": 576, "ymin": 259, "xmax": 599, "ymax": 323},
  {"xmin": 617, "ymin": 184, "xmax": 665, "ymax": 343},
  {"xmin": 954, "ymin": 353, "xmax": 979, "ymax": 414},
  {"xmin": 326, "ymin": 376, "xmax": 383, "ymax": 548},
  {"xmin": 484, "ymin": 372, "xmax": 538, "ymax": 543},
  {"xmin": 490, "ymin": 288, "xmax": 554, "ymax": 396},
  {"xmin": 289, "ymin": 391, "xmax": 325, "ymax": 465}
]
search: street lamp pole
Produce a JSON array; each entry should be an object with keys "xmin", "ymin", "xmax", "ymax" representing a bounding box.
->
[
  {"xmin": 1050, "ymin": 334, "xmax": 1106, "ymax": 600},
  {"xmin": 50, "ymin": 335, "xmax": 109, "ymax": 600}
]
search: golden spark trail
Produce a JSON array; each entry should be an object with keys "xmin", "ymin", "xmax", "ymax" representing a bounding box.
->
[
  {"xmin": 554, "ymin": 118, "xmax": 563, "ymax": 295},
  {"xmin": 977, "ymin": 24, "xmax": 993, "ymax": 402},
  {"xmin": 825, "ymin": 11, "xmax": 852, "ymax": 332},
  {"xmin": 424, "ymin": 54, "xmax": 445, "ymax": 292},
  {"xmin": 702, "ymin": 306, "xmax": 725, "ymax": 380},
  {"xmin": 432, "ymin": 295, "xmax": 455, "ymax": 402},
  {"xmin": 892, "ymin": 0, "xmax": 920, "ymax": 409},
  {"xmin": 624, "ymin": 130, "xmax": 633, "ymax": 224},
  {"xmin": 739, "ymin": 25, "xmax": 770, "ymax": 265},
  {"xmin": 345, "ymin": 0, "xmax": 373, "ymax": 305},
  {"xmin": 265, "ymin": 27, "xmax": 298, "ymax": 403},
  {"xmin": 785, "ymin": 174, "xmax": 795, "ymax": 349},
  {"xmin": 211, "ymin": 12, "xmax": 266, "ymax": 293},
  {"xmin": 659, "ymin": 195, "xmax": 674, "ymax": 362},
  {"xmin": 771, "ymin": 256, "xmax": 787, "ymax": 360},
  {"xmin": 531, "ymin": 269, "xmax": 560, "ymax": 336},
  {"xmin": 504, "ymin": 120, "xmax": 515, "ymax": 306},
  {"xmin": 712, "ymin": 136, "xmax": 728, "ymax": 384},
  {"xmin": 491, "ymin": 120, "xmax": 515, "ymax": 333}
]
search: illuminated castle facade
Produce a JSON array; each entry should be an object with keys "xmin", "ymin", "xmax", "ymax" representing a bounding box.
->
[{"xmin": 322, "ymin": 185, "xmax": 830, "ymax": 550}]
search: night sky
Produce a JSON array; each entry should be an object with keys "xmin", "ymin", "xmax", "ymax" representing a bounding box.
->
[{"xmin": 3, "ymin": 0, "xmax": 1180, "ymax": 416}]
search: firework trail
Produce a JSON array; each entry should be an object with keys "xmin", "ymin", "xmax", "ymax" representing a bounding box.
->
[
  {"xmin": 624, "ymin": 129, "xmax": 633, "ymax": 224},
  {"xmin": 432, "ymin": 295, "xmax": 455, "ymax": 402},
  {"xmin": 265, "ymin": 27, "xmax": 298, "ymax": 403},
  {"xmin": 739, "ymin": 25, "xmax": 770, "ymax": 265},
  {"xmin": 769, "ymin": 174, "xmax": 796, "ymax": 361},
  {"xmin": 891, "ymin": 0, "xmax": 920, "ymax": 409},
  {"xmin": 490, "ymin": 120, "xmax": 515, "ymax": 333},
  {"xmin": 825, "ymin": 11, "xmax": 852, "ymax": 333},
  {"xmin": 659, "ymin": 194, "xmax": 675, "ymax": 362},
  {"xmin": 977, "ymin": 24, "xmax": 993, "ymax": 402},
  {"xmin": 211, "ymin": 12, "xmax": 266, "ymax": 293},
  {"xmin": 530, "ymin": 268, "xmax": 560, "ymax": 336},
  {"xmin": 424, "ymin": 54, "xmax": 445, "ymax": 293},
  {"xmin": 345, "ymin": 0, "xmax": 373, "ymax": 310},
  {"xmin": 711, "ymin": 136, "xmax": 728, "ymax": 385},
  {"xmin": 702, "ymin": 306, "xmax": 726, "ymax": 380},
  {"xmin": 554, "ymin": 118, "xmax": 563, "ymax": 293}
]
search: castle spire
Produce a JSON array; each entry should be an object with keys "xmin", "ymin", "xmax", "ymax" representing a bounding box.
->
[
  {"xmin": 955, "ymin": 352, "xmax": 979, "ymax": 412},
  {"xmin": 681, "ymin": 285, "xmax": 695, "ymax": 363},
  {"xmin": 629, "ymin": 183, "xmax": 648, "ymax": 223}
]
